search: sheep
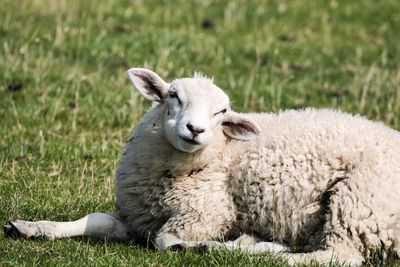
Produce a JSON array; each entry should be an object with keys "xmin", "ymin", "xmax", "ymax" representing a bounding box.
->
[{"xmin": 4, "ymin": 68, "xmax": 400, "ymax": 266}]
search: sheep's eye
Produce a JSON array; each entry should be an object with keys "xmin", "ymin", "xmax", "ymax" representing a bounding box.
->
[
  {"xmin": 169, "ymin": 91, "xmax": 178, "ymax": 98},
  {"xmin": 169, "ymin": 91, "xmax": 182, "ymax": 105},
  {"xmin": 214, "ymin": 109, "xmax": 227, "ymax": 116}
]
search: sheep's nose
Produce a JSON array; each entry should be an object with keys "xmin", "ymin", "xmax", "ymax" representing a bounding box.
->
[{"xmin": 186, "ymin": 123, "xmax": 205, "ymax": 136}]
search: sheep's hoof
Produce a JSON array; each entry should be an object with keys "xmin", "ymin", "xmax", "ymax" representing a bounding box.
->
[
  {"xmin": 188, "ymin": 243, "xmax": 210, "ymax": 254},
  {"xmin": 168, "ymin": 242, "xmax": 208, "ymax": 253},
  {"xmin": 3, "ymin": 221, "xmax": 23, "ymax": 238},
  {"xmin": 181, "ymin": 241, "xmax": 216, "ymax": 254},
  {"xmin": 168, "ymin": 243, "xmax": 185, "ymax": 251},
  {"xmin": 155, "ymin": 233, "xmax": 185, "ymax": 251}
]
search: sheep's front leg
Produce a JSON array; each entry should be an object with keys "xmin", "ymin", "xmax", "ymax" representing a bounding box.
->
[
  {"xmin": 183, "ymin": 234, "xmax": 291, "ymax": 254},
  {"xmin": 278, "ymin": 248, "xmax": 364, "ymax": 266},
  {"xmin": 156, "ymin": 231, "xmax": 290, "ymax": 254},
  {"xmin": 3, "ymin": 212, "xmax": 131, "ymax": 241}
]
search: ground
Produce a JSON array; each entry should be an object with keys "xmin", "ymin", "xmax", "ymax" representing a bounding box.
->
[{"xmin": 1, "ymin": 0, "xmax": 400, "ymax": 266}]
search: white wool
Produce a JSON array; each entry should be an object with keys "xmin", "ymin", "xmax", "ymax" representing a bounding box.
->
[{"xmin": 193, "ymin": 71, "xmax": 213, "ymax": 82}]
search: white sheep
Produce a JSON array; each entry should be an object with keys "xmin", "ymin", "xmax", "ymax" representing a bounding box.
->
[{"xmin": 5, "ymin": 68, "xmax": 400, "ymax": 266}]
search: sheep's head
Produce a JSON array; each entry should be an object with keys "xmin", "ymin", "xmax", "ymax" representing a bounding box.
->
[{"xmin": 127, "ymin": 68, "xmax": 261, "ymax": 153}]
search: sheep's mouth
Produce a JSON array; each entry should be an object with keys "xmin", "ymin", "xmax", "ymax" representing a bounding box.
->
[{"xmin": 180, "ymin": 136, "xmax": 200, "ymax": 145}]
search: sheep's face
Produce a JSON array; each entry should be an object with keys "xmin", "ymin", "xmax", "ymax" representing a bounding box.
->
[
  {"xmin": 162, "ymin": 78, "xmax": 230, "ymax": 152},
  {"xmin": 127, "ymin": 68, "xmax": 261, "ymax": 153}
]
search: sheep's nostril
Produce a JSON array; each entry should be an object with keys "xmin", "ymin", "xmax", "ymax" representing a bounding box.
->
[
  {"xmin": 186, "ymin": 123, "xmax": 193, "ymax": 133},
  {"xmin": 186, "ymin": 123, "xmax": 205, "ymax": 135}
]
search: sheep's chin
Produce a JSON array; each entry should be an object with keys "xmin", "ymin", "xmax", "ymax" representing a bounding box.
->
[{"xmin": 171, "ymin": 138, "xmax": 204, "ymax": 153}]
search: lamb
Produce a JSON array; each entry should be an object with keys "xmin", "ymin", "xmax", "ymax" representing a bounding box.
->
[{"xmin": 4, "ymin": 68, "xmax": 400, "ymax": 266}]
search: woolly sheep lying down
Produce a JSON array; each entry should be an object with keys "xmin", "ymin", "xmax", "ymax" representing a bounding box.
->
[{"xmin": 5, "ymin": 68, "xmax": 400, "ymax": 266}]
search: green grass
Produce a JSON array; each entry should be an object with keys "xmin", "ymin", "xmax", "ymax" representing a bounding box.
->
[{"xmin": 1, "ymin": 0, "xmax": 400, "ymax": 266}]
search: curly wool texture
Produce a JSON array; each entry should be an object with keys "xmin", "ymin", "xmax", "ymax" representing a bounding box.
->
[{"xmin": 116, "ymin": 106, "xmax": 400, "ymax": 260}]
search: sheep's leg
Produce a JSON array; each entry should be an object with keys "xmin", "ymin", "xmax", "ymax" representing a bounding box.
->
[
  {"xmin": 3, "ymin": 212, "xmax": 131, "ymax": 241},
  {"xmin": 156, "ymin": 232, "xmax": 290, "ymax": 254},
  {"xmin": 183, "ymin": 234, "xmax": 291, "ymax": 254},
  {"xmin": 277, "ymin": 247, "xmax": 364, "ymax": 266}
]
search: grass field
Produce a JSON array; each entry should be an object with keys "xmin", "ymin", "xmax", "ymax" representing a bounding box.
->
[{"xmin": 1, "ymin": 0, "xmax": 400, "ymax": 266}]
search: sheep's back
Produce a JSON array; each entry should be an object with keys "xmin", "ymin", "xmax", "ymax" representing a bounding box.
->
[{"xmin": 228, "ymin": 109, "xmax": 400, "ymax": 248}]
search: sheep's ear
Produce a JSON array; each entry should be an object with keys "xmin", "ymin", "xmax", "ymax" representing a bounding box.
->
[
  {"xmin": 222, "ymin": 111, "xmax": 261, "ymax": 140},
  {"xmin": 127, "ymin": 68, "xmax": 169, "ymax": 102}
]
